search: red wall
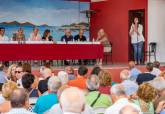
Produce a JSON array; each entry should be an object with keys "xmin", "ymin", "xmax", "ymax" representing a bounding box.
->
[{"xmin": 90, "ymin": 0, "xmax": 148, "ymax": 63}]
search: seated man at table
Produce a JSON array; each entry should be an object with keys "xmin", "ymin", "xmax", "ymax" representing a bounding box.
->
[
  {"xmin": 61, "ymin": 29, "xmax": 74, "ymax": 65},
  {"xmin": 74, "ymin": 29, "xmax": 88, "ymax": 65},
  {"xmin": 0, "ymin": 27, "xmax": 9, "ymax": 66},
  {"xmin": 0, "ymin": 27, "xmax": 9, "ymax": 41},
  {"xmin": 61, "ymin": 29, "xmax": 73, "ymax": 42},
  {"xmin": 74, "ymin": 29, "xmax": 87, "ymax": 42}
]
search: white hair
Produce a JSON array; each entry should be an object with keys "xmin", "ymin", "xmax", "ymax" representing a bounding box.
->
[
  {"xmin": 120, "ymin": 69, "xmax": 131, "ymax": 81},
  {"xmin": 86, "ymin": 75, "xmax": 99, "ymax": 91},
  {"xmin": 119, "ymin": 105, "xmax": 142, "ymax": 114},
  {"xmin": 57, "ymin": 71, "xmax": 68, "ymax": 85},
  {"xmin": 48, "ymin": 76, "xmax": 61, "ymax": 93},
  {"xmin": 111, "ymin": 84, "xmax": 126, "ymax": 96},
  {"xmin": 40, "ymin": 67, "xmax": 52, "ymax": 78},
  {"xmin": 60, "ymin": 87, "xmax": 85, "ymax": 113},
  {"xmin": 149, "ymin": 77, "xmax": 165, "ymax": 91}
]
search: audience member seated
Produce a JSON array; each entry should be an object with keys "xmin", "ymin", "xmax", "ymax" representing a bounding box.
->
[
  {"xmin": 60, "ymin": 87, "xmax": 86, "ymax": 114},
  {"xmin": 65, "ymin": 66, "xmax": 75, "ymax": 80},
  {"xmin": 151, "ymin": 61, "xmax": 162, "ymax": 76},
  {"xmin": 6, "ymin": 88, "xmax": 35, "ymax": 114},
  {"xmin": 120, "ymin": 69, "xmax": 131, "ymax": 82},
  {"xmin": 33, "ymin": 76, "xmax": 61, "ymax": 114},
  {"xmin": 121, "ymin": 80, "xmax": 139, "ymax": 101},
  {"xmin": 15, "ymin": 65, "xmax": 25, "ymax": 88},
  {"xmin": 149, "ymin": 77, "xmax": 165, "ymax": 97},
  {"xmin": 7, "ymin": 64, "xmax": 17, "ymax": 82},
  {"xmin": 22, "ymin": 63, "xmax": 32, "ymax": 73},
  {"xmin": 85, "ymin": 75, "xmax": 111, "ymax": 109},
  {"xmin": 128, "ymin": 61, "xmax": 141, "ymax": 81},
  {"xmin": 45, "ymin": 85, "xmax": 94, "ymax": 114},
  {"xmin": 29, "ymin": 28, "xmax": 41, "ymax": 41},
  {"xmin": 136, "ymin": 63, "xmax": 156, "ymax": 85},
  {"xmin": 0, "ymin": 81, "xmax": 17, "ymax": 113},
  {"xmin": 68, "ymin": 66, "xmax": 88, "ymax": 90},
  {"xmin": 154, "ymin": 96, "xmax": 165, "ymax": 114},
  {"xmin": 119, "ymin": 105, "xmax": 142, "ymax": 114},
  {"xmin": 74, "ymin": 29, "xmax": 87, "ymax": 41},
  {"xmin": 0, "ymin": 27, "xmax": 9, "ymax": 41},
  {"xmin": 61, "ymin": 29, "xmax": 73, "ymax": 42},
  {"xmin": 22, "ymin": 73, "xmax": 40, "ymax": 98},
  {"xmin": 159, "ymin": 70, "xmax": 165, "ymax": 80},
  {"xmin": 91, "ymin": 66, "xmax": 102, "ymax": 76},
  {"xmin": 12, "ymin": 28, "xmax": 25, "ymax": 42},
  {"xmin": 38, "ymin": 68, "xmax": 52, "ymax": 94},
  {"xmin": 42, "ymin": 29, "xmax": 53, "ymax": 41},
  {"xmin": 105, "ymin": 84, "xmax": 141, "ymax": 114},
  {"xmin": 98, "ymin": 70, "xmax": 112, "ymax": 94},
  {"xmin": 0, "ymin": 64, "xmax": 8, "ymax": 89},
  {"xmin": 133, "ymin": 83, "xmax": 156, "ymax": 114},
  {"xmin": 57, "ymin": 71, "xmax": 68, "ymax": 85}
]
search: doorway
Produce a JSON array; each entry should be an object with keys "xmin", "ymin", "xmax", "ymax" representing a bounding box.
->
[{"xmin": 128, "ymin": 9, "xmax": 145, "ymax": 63}]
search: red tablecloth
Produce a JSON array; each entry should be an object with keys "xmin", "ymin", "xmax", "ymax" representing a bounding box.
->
[{"xmin": 0, "ymin": 44, "xmax": 103, "ymax": 61}]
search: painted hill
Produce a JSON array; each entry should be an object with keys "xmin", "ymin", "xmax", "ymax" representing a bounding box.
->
[{"xmin": 0, "ymin": 21, "xmax": 35, "ymax": 26}]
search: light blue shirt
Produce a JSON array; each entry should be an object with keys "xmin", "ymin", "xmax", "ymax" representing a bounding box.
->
[
  {"xmin": 160, "ymin": 109, "xmax": 165, "ymax": 114},
  {"xmin": 0, "ymin": 71, "xmax": 7, "ymax": 83},
  {"xmin": 130, "ymin": 68, "xmax": 141, "ymax": 81},
  {"xmin": 33, "ymin": 93, "xmax": 58, "ymax": 114}
]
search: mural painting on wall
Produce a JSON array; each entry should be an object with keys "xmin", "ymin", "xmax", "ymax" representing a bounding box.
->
[{"xmin": 0, "ymin": 0, "xmax": 89, "ymax": 41}]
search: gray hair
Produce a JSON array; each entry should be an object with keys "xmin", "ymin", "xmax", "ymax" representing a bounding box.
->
[
  {"xmin": 60, "ymin": 87, "xmax": 85, "ymax": 113},
  {"xmin": 119, "ymin": 105, "xmax": 141, "ymax": 114},
  {"xmin": 86, "ymin": 75, "xmax": 99, "ymax": 91},
  {"xmin": 10, "ymin": 88, "xmax": 28, "ymax": 108},
  {"xmin": 58, "ymin": 71, "xmax": 68, "ymax": 85},
  {"xmin": 48, "ymin": 76, "xmax": 61, "ymax": 93},
  {"xmin": 120, "ymin": 69, "xmax": 131, "ymax": 81},
  {"xmin": 111, "ymin": 84, "xmax": 126, "ymax": 96},
  {"xmin": 149, "ymin": 77, "xmax": 165, "ymax": 91}
]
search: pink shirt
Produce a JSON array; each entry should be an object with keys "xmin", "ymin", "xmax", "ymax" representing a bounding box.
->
[
  {"xmin": 99, "ymin": 86, "xmax": 111, "ymax": 95},
  {"xmin": 30, "ymin": 33, "xmax": 41, "ymax": 41}
]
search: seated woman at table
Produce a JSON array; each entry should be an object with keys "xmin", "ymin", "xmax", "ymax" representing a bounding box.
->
[
  {"xmin": 74, "ymin": 29, "xmax": 87, "ymax": 42},
  {"xmin": 12, "ymin": 28, "xmax": 25, "ymax": 42},
  {"xmin": 96, "ymin": 29, "xmax": 110, "ymax": 65},
  {"xmin": 96, "ymin": 28, "xmax": 109, "ymax": 46},
  {"xmin": 42, "ymin": 29, "xmax": 53, "ymax": 41},
  {"xmin": 29, "ymin": 27, "xmax": 41, "ymax": 41},
  {"xmin": 61, "ymin": 29, "xmax": 73, "ymax": 42}
]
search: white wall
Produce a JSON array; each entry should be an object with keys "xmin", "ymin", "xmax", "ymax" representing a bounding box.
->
[{"xmin": 148, "ymin": 0, "xmax": 165, "ymax": 63}]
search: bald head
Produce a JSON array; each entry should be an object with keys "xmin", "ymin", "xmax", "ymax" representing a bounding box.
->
[
  {"xmin": 60, "ymin": 87, "xmax": 85, "ymax": 113},
  {"xmin": 119, "ymin": 105, "xmax": 140, "ymax": 114},
  {"xmin": 10, "ymin": 88, "xmax": 28, "ymax": 108}
]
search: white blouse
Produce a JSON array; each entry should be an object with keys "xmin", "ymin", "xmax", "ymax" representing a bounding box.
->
[{"xmin": 129, "ymin": 24, "xmax": 145, "ymax": 44}]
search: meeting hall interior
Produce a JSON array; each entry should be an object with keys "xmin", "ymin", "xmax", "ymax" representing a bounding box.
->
[{"xmin": 0, "ymin": 0, "xmax": 165, "ymax": 114}]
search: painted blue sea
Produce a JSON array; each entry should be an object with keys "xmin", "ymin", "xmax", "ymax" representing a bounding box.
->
[{"xmin": 0, "ymin": 25, "xmax": 89, "ymax": 41}]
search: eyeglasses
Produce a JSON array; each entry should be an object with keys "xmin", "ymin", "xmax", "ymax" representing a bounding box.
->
[{"xmin": 15, "ymin": 71, "xmax": 23, "ymax": 74}]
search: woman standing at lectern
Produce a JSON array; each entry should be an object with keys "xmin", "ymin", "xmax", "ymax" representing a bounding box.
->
[{"xmin": 129, "ymin": 17, "xmax": 145, "ymax": 65}]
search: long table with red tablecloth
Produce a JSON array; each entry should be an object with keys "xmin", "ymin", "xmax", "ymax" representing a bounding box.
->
[{"xmin": 0, "ymin": 44, "xmax": 103, "ymax": 61}]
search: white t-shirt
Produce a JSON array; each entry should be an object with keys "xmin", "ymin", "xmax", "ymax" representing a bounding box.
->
[
  {"xmin": 0, "ymin": 35, "xmax": 9, "ymax": 41},
  {"xmin": 105, "ymin": 98, "xmax": 142, "ymax": 114},
  {"xmin": 151, "ymin": 67, "xmax": 161, "ymax": 76},
  {"xmin": 130, "ymin": 24, "xmax": 145, "ymax": 44}
]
